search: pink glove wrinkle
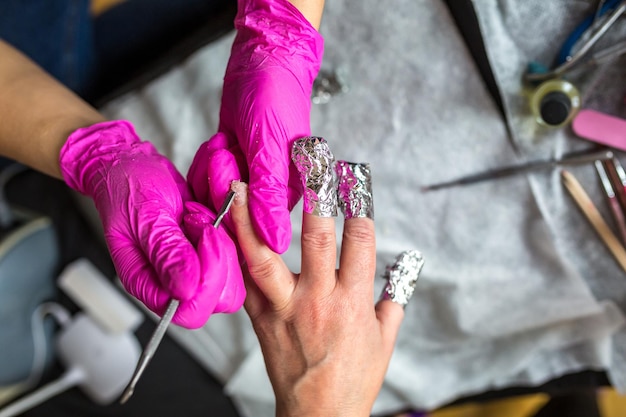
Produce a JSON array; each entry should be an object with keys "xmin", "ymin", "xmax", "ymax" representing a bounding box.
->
[
  {"xmin": 188, "ymin": 0, "xmax": 324, "ymax": 254},
  {"xmin": 59, "ymin": 120, "xmax": 218, "ymax": 328},
  {"xmin": 188, "ymin": 133, "xmax": 247, "ymax": 233},
  {"xmin": 183, "ymin": 202, "xmax": 246, "ymax": 317}
]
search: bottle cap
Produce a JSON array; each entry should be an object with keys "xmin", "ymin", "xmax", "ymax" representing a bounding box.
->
[{"xmin": 540, "ymin": 91, "xmax": 571, "ymax": 126}]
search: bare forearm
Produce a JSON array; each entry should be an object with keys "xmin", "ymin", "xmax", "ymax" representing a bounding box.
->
[
  {"xmin": 0, "ymin": 40, "xmax": 105, "ymax": 179},
  {"xmin": 287, "ymin": 0, "xmax": 325, "ymax": 30}
]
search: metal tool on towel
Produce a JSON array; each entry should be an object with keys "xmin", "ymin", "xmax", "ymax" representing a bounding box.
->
[
  {"xmin": 525, "ymin": 0, "xmax": 626, "ymax": 83},
  {"xmin": 595, "ymin": 160, "xmax": 626, "ymax": 244},
  {"xmin": 421, "ymin": 149, "xmax": 613, "ymax": 191},
  {"xmin": 120, "ymin": 190, "xmax": 236, "ymax": 404}
]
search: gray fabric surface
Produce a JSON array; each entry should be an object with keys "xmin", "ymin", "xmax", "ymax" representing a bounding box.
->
[
  {"xmin": 99, "ymin": 0, "xmax": 626, "ymax": 415},
  {"xmin": 473, "ymin": 0, "xmax": 626, "ymax": 394}
]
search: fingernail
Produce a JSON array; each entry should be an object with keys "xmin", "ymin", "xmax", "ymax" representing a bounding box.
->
[
  {"xmin": 335, "ymin": 160, "xmax": 374, "ymax": 219},
  {"xmin": 231, "ymin": 180, "xmax": 248, "ymax": 206},
  {"xmin": 291, "ymin": 136, "xmax": 337, "ymax": 217},
  {"xmin": 380, "ymin": 250, "xmax": 425, "ymax": 307}
]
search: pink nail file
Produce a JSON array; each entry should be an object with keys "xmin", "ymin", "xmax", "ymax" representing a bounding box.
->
[{"xmin": 572, "ymin": 109, "xmax": 626, "ymax": 151}]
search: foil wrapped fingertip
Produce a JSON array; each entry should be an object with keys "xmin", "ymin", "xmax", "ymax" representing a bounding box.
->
[
  {"xmin": 291, "ymin": 136, "xmax": 337, "ymax": 217},
  {"xmin": 335, "ymin": 160, "xmax": 374, "ymax": 219},
  {"xmin": 381, "ymin": 250, "xmax": 425, "ymax": 307}
]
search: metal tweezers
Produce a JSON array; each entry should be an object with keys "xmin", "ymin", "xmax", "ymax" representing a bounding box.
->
[{"xmin": 421, "ymin": 149, "xmax": 614, "ymax": 191}]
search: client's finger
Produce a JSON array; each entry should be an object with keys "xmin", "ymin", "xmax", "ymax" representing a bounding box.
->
[
  {"xmin": 300, "ymin": 214, "xmax": 337, "ymax": 291},
  {"xmin": 335, "ymin": 161, "xmax": 376, "ymax": 289},
  {"xmin": 230, "ymin": 181, "xmax": 294, "ymax": 307},
  {"xmin": 376, "ymin": 250, "xmax": 424, "ymax": 352},
  {"xmin": 292, "ymin": 137, "xmax": 339, "ymax": 291},
  {"xmin": 375, "ymin": 299, "xmax": 404, "ymax": 355},
  {"xmin": 339, "ymin": 218, "xmax": 376, "ymax": 289}
]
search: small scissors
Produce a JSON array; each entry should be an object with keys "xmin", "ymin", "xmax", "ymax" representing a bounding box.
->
[{"xmin": 525, "ymin": 0, "xmax": 626, "ymax": 83}]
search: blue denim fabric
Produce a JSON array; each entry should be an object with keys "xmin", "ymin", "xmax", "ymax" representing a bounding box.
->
[
  {"xmin": 0, "ymin": 0, "xmax": 232, "ymax": 101},
  {"xmin": 93, "ymin": 0, "xmax": 218, "ymax": 67},
  {"xmin": 0, "ymin": 0, "xmax": 96, "ymax": 96}
]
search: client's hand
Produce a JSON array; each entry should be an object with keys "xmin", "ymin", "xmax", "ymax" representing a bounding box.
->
[{"xmin": 229, "ymin": 181, "xmax": 405, "ymax": 417}]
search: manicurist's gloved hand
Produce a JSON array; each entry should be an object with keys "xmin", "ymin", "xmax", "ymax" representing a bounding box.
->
[
  {"xmin": 188, "ymin": 0, "xmax": 324, "ymax": 253},
  {"xmin": 183, "ymin": 201, "xmax": 246, "ymax": 315},
  {"xmin": 59, "ymin": 120, "xmax": 244, "ymax": 329}
]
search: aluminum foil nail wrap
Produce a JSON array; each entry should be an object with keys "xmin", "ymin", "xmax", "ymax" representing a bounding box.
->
[
  {"xmin": 335, "ymin": 161, "xmax": 374, "ymax": 219},
  {"xmin": 381, "ymin": 250, "xmax": 425, "ymax": 306},
  {"xmin": 292, "ymin": 136, "xmax": 337, "ymax": 217}
]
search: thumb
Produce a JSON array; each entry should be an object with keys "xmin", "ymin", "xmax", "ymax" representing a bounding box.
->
[
  {"xmin": 138, "ymin": 208, "xmax": 202, "ymax": 301},
  {"xmin": 197, "ymin": 223, "xmax": 245, "ymax": 315},
  {"xmin": 107, "ymin": 236, "xmax": 172, "ymax": 317},
  {"xmin": 179, "ymin": 202, "xmax": 245, "ymax": 327}
]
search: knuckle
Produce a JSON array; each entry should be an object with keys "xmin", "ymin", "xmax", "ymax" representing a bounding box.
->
[
  {"xmin": 247, "ymin": 256, "xmax": 280, "ymax": 280},
  {"xmin": 343, "ymin": 221, "xmax": 375, "ymax": 247},
  {"xmin": 301, "ymin": 229, "xmax": 336, "ymax": 252}
]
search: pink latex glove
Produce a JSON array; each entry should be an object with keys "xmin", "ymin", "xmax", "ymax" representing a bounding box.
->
[
  {"xmin": 188, "ymin": 0, "xmax": 324, "ymax": 253},
  {"xmin": 183, "ymin": 201, "xmax": 246, "ymax": 316},
  {"xmin": 59, "ymin": 120, "xmax": 244, "ymax": 328}
]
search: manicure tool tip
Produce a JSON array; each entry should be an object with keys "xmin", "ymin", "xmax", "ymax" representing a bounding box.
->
[{"xmin": 119, "ymin": 388, "xmax": 133, "ymax": 405}]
